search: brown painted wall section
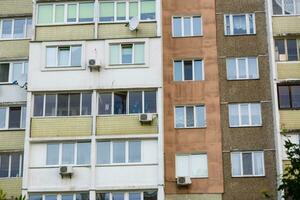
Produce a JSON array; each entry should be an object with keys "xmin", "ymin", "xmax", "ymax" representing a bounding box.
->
[
  {"xmin": 163, "ymin": 0, "xmax": 223, "ymax": 194},
  {"xmin": 216, "ymin": 0, "xmax": 278, "ymax": 199}
]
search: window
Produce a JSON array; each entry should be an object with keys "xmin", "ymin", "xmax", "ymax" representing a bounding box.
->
[
  {"xmin": 0, "ymin": 18, "xmax": 32, "ymax": 39},
  {"xmin": 46, "ymin": 45, "xmax": 82, "ymax": 67},
  {"xmin": 109, "ymin": 43, "xmax": 145, "ymax": 65},
  {"xmin": 0, "ymin": 153, "xmax": 22, "ymax": 178},
  {"xmin": 33, "ymin": 92, "xmax": 92, "ymax": 117},
  {"xmin": 275, "ymin": 39, "xmax": 300, "ymax": 61},
  {"xmin": 46, "ymin": 142, "xmax": 91, "ymax": 166},
  {"xmin": 30, "ymin": 193, "xmax": 89, "ymax": 200},
  {"xmin": 96, "ymin": 191, "xmax": 157, "ymax": 200},
  {"xmin": 174, "ymin": 60, "xmax": 204, "ymax": 81},
  {"xmin": 97, "ymin": 140, "xmax": 142, "ymax": 165},
  {"xmin": 0, "ymin": 106, "xmax": 26, "ymax": 129},
  {"xmin": 99, "ymin": 0, "xmax": 155, "ymax": 22},
  {"xmin": 228, "ymin": 103, "xmax": 262, "ymax": 127},
  {"xmin": 278, "ymin": 85, "xmax": 300, "ymax": 109},
  {"xmin": 172, "ymin": 16, "xmax": 202, "ymax": 37},
  {"xmin": 0, "ymin": 61, "xmax": 28, "ymax": 83},
  {"xmin": 226, "ymin": 57, "xmax": 259, "ymax": 80},
  {"xmin": 224, "ymin": 14, "xmax": 255, "ymax": 35},
  {"xmin": 175, "ymin": 105, "xmax": 206, "ymax": 128},
  {"xmin": 98, "ymin": 90, "xmax": 156, "ymax": 115},
  {"xmin": 175, "ymin": 154, "xmax": 208, "ymax": 178},
  {"xmin": 273, "ymin": 0, "xmax": 300, "ymax": 15},
  {"xmin": 231, "ymin": 151, "xmax": 264, "ymax": 177},
  {"xmin": 37, "ymin": 3, "xmax": 94, "ymax": 25}
]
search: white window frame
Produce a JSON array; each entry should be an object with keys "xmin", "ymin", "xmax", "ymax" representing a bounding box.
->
[
  {"xmin": 173, "ymin": 60, "xmax": 205, "ymax": 81},
  {"xmin": 226, "ymin": 57, "xmax": 259, "ymax": 80},
  {"xmin": 96, "ymin": 191, "xmax": 158, "ymax": 200},
  {"xmin": 175, "ymin": 154, "xmax": 208, "ymax": 178},
  {"xmin": 45, "ymin": 45, "xmax": 83, "ymax": 68},
  {"xmin": 224, "ymin": 13, "xmax": 256, "ymax": 35},
  {"xmin": 230, "ymin": 151, "xmax": 265, "ymax": 177},
  {"xmin": 0, "ymin": 106, "xmax": 26, "ymax": 130},
  {"xmin": 36, "ymin": 2, "xmax": 95, "ymax": 26},
  {"xmin": 98, "ymin": 0, "xmax": 156, "ymax": 23},
  {"xmin": 29, "ymin": 193, "xmax": 90, "ymax": 200},
  {"xmin": 272, "ymin": 0, "xmax": 300, "ymax": 15},
  {"xmin": 174, "ymin": 105, "xmax": 206, "ymax": 128},
  {"xmin": 228, "ymin": 103, "xmax": 262, "ymax": 127},
  {"xmin": 275, "ymin": 39, "xmax": 300, "ymax": 62},
  {"xmin": 96, "ymin": 140, "xmax": 143, "ymax": 166},
  {"xmin": 0, "ymin": 18, "xmax": 32, "ymax": 40},
  {"xmin": 0, "ymin": 61, "xmax": 28, "ymax": 84},
  {"xmin": 45, "ymin": 142, "xmax": 91, "ymax": 167},
  {"xmin": 98, "ymin": 90, "xmax": 157, "ymax": 115},
  {"xmin": 172, "ymin": 16, "xmax": 203, "ymax": 37},
  {"xmin": 0, "ymin": 153, "xmax": 23, "ymax": 178},
  {"xmin": 33, "ymin": 92, "xmax": 92, "ymax": 117}
]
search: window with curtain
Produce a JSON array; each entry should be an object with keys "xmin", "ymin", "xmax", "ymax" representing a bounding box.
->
[
  {"xmin": 109, "ymin": 43, "xmax": 145, "ymax": 65},
  {"xmin": 224, "ymin": 13, "xmax": 255, "ymax": 35},
  {"xmin": 141, "ymin": 0, "xmax": 156, "ymax": 20}
]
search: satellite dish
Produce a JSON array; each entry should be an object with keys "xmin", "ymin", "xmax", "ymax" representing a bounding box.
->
[{"xmin": 129, "ymin": 17, "xmax": 139, "ymax": 31}]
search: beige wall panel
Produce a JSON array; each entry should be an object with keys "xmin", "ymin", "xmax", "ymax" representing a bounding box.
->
[
  {"xmin": 0, "ymin": 0, "xmax": 32, "ymax": 17},
  {"xmin": 280, "ymin": 110, "xmax": 300, "ymax": 130},
  {"xmin": 96, "ymin": 115, "xmax": 158, "ymax": 135},
  {"xmin": 166, "ymin": 194, "xmax": 222, "ymax": 200},
  {"xmin": 0, "ymin": 178, "xmax": 22, "ymax": 198},
  {"xmin": 0, "ymin": 40, "xmax": 29, "ymax": 60},
  {"xmin": 31, "ymin": 117, "xmax": 92, "ymax": 137},
  {"xmin": 277, "ymin": 62, "xmax": 300, "ymax": 80},
  {"xmin": 273, "ymin": 16, "xmax": 300, "ymax": 35},
  {"xmin": 98, "ymin": 23, "xmax": 157, "ymax": 39},
  {"xmin": 35, "ymin": 25, "xmax": 94, "ymax": 41},
  {"xmin": 0, "ymin": 131, "xmax": 24, "ymax": 151}
]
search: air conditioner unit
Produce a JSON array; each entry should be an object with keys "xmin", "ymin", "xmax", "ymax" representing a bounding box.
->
[
  {"xmin": 139, "ymin": 113, "xmax": 154, "ymax": 123},
  {"xmin": 177, "ymin": 176, "xmax": 192, "ymax": 186},
  {"xmin": 59, "ymin": 166, "xmax": 73, "ymax": 178},
  {"xmin": 279, "ymin": 54, "xmax": 287, "ymax": 61},
  {"xmin": 88, "ymin": 59, "xmax": 102, "ymax": 72}
]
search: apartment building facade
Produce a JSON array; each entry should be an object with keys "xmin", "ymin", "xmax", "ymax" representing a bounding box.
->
[
  {"xmin": 22, "ymin": 1, "xmax": 164, "ymax": 200},
  {"xmin": 0, "ymin": 0, "xmax": 32, "ymax": 198},
  {"xmin": 163, "ymin": 0, "xmax": 224, "ymax": 199},
  {"xmin": 269, "ymin": 0, "xmax": 300, "ymax": 180},
  {"xmin": 216, "ymin": 0, "xmax": 278, "ymax": 199}
]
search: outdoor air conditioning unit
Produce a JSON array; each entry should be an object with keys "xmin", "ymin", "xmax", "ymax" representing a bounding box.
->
[
  {"xmin": 88, "ymin": 59, "xmax": 102, "ymax": 72},
  {"xmin": 177, "ymin": 176, "xmax": 192, "ymax": 186},
  {"xmin": 59, "ymin": 166, "xmax": 73, "ymax": 178},
  {"xmin": 139, "ymin": 113, "xmax": 154, "ymax": 123}
]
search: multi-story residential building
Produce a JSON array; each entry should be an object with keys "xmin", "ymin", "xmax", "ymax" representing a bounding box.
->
[
  {"xmin": 22, "ymin": 1, "xmax": 164, "ymax": 200},
  {"xmin": 216, "ymin": 0, "xmax": 278, "ymax": 199},
  {"xmin": 0, "ymin": 0, "xmax": 32, "ymax": 198},
  {"xmin": 269, "ymin": 0, "xmax": 300, "ymax": 185},
  {"xmin": 163, "ymin": 0, "xmax": 224, "ymax": 199}
]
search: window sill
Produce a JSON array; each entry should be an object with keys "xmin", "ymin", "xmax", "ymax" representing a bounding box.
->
[
  {"xmin": 32, "ymin": 115, "xmax": 92, "ymax": 119},
  {"xmin": 272, "ymin": 14, "xmax": 300, "ymax": 17},
  {"xmin": 172, "ymin": 35, "xmax": 203, "ymax": 38},
  {"xmin": 42, "ymin": 66, "xmax": 85, "ymax": 72},
  {"xmin": 0, "ymin": 38, "xmax": 31, "ymax": 41},
  {"xmin": 175, "ymin": 126, "xmax": 206, "ymax": 129},
  {"xmin": 96, "ymin": 163, "xmax": 158, "ymax": 167},
  {"xmin": 224, "ymin": 34, "xmax": 256, "ymax": 37},
  {"xmin": 229, "ymin": 125, "xmax": 263, "ymax": 128},
  {"xmin": 0, "ymin": 177, "xmax": 22, "ymax": 180},
  {"xmin": 232, "ymin": 175, "xmax": 265, "ymax": 178},
  {"xmin": 36, "ymin": 22, "xmax": 94, "ymax": 27},
  {"xmin": 99, "ymin": 20, "xmax": 156, "ymax": 24},
  {"xmin": 106, "ymin": 63, "xmax": 147, "ymax": 69},
  {"xmin": 227, "ymin": 78, "xmax": 260, "ymax": 81},
  {"xmin": 279, "ymin": 108, "xmax": 300, "ymax": 111},
  {"xmin": 176, "ymin": 176, "xmax": 208, "ymax": 179},
  {"xmin": 0, "ymin": 128, "xmax": 25, "ymax": 132},
  {"xmin": 97, "ymin": 113, "xmax": 157, "ymax": 117},
  {"xmin": 173, "ymin": 80, "xmax": 205, "ymax": 83},
  {"xmin": 276, "ymin": 60, "xmax": 300, "ymax": 64},
  {"xmin": 30, "ymin": 165, "xmax": 91, "ymax": 169}
]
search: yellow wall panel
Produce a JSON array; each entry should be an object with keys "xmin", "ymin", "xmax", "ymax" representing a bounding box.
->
[
  {"xmin": 0, "ymin": 40, "xmax": 29, "ymax": 60},
  {"xmin": 96, "ymin": 115, "xmax": 158, "ymax": 135},
  {"xmin": 280, "ymin": 110, "xmax": 300, "ymax": 131},
  {"xmin": 98, "ymin": 22, "xmax": 157, "ymax": 39},
  {"xmin": 35, "ymin": 25, "xmax": 94, "ymax": 41},
  {"xmin": 273, "ymin": 16, "xmax": 300, "ymax": 36},
  {"xmin": 31, "ymin": 117, "xmax": 92, "ymax": 137},
  {"xmin": 0, "ymin": 178, "xmax": 22, "ymax": 198},
  {"xmin": 277, "ymin": 62, "xmax": 300, "ymax": 80},
  {"xmin": 0, "ymin": 0, "xmax": 32, "ymax": 16},
  {"xmin": 0, "ymin": 131, "xmax": 24, "ymax": 151}
]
